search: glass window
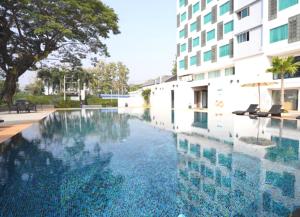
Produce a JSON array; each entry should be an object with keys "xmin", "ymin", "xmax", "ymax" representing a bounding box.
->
[
  {"xmin": 204, "ymin": 12, "xmax": 212, "ymax": 24},
  {"xmin": 179, "ymin": 0, "xmax": 186, "ymax": 7},
  {"xmin": 272, "ymin": 89, "xmax": 298, "ymax": 110},
  {"xmin": 190, "ymin": 21, "xmax": 197, "ymax": 32},
  {"xmin": 238, "ymin": 7, "xmax": 249, "ymax": 19},
  {"xmin": 204, "ymin": 50, "xmax": 212, "ymax": 62},
  {"xmin": 279, "ymin": 0, "xmax": 298, "ymax": 11},
  {"xmin": 181, "ymin": 12, "xmax": 187, "ymax": 22},
  {"xmin": 220, "ymin": 1, "xmax": 230, "ymax": 15},
  {"xmin": 208, "ymin": 70, "xmax": 221, "ymax": 78},
  {"xmin": 179, "ymin": 60, "xmax": 185, "ymax": 69},
  {"xmin": 207, "ymin": 29, "xmax": 215, "ymax": 41},
  {"xmin": 206, "ymin": 0, "xmax": 213, "ymax": 4},
  {"xmin": 193, "ymin": 2, "xmax": 200, "ymax": 13},
  {"xmin": 190, "ymin": 55, "xmax": 197, "ymax": 66},
  {"xmin": 224, "ymin": 20, "xmax": 234, "ymax": 33},
  {"xmin": 219, "ymin": 44, "xmax": 229, "ymax": 57},
  {"xmin": 237, "ymin": 32, "xmax": 249, "ymax": 43},
  {"xmin": 193, "ymin": 37, "xmax": 200, "ymax": 47},
  {"xmin": 180, "ymin": 43, "xmax": 187, "ymax": 52},
  {"xmin": 195, "ymin": 73, "xmax": 205, "ymax": 80},
  {"xmin": 270, "ymin": 24, "xmax": 288, "ymax": 43},
  {"xmin": 225, "ymin": 67, "xmax": 235, "ymax": 76},
  {"xmin": 179, "ymin": 29, "xmax": 186, "ymax": 38}
]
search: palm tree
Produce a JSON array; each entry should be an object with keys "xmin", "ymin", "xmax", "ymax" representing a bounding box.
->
[{"xmin": 267, "ymin": 56, "xmax": 300, "ymax": 109}]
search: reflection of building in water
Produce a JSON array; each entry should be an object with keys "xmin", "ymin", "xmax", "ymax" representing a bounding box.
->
[
  {"xmin": 120, "ymin": 108, "xmax": 300, "ymax": 216},
  {"xmin": 177, "ymin": 133, "xmax": 234, "ymax": 216},
  {"xmin": 175, "ymin": 116, "xmax": 300, "ymax": 216}
]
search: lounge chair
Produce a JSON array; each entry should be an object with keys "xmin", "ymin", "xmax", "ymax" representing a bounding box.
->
[
  {"xmin": 232, "ymin": 104, "xmax": 258, "ymax": 115},
  {"xmin": 256, "ymin": 105, "xmax": 282, "ymax": 117},
  {"xmin": 13, "ymin": 99, "xmax": 37, "ymax": 113}
]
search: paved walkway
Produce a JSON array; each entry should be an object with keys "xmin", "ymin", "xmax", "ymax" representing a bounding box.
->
[{"xmin": 0, "ymin": 109, "xmax": 55, "ymax": 143}]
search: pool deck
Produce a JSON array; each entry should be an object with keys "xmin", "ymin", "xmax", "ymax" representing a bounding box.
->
[{"xmin": 0, "ymin": 109, "xmax": 55, "ymax": 143}]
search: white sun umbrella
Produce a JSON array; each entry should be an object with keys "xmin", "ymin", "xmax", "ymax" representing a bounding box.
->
[{"xmin": 241, "ymin": 78, "xmax": 277, "ymax": 109}]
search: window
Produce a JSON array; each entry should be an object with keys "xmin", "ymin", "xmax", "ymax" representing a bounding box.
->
[
  {"xmin": 237, "ymin": 32, "xmax": 249, "ymax": 43},
  {"xmin": 270, "ymin": 24, "xmax": 288, "ymax": 43},
  {"xmin": 225, "ymin": 67, "xmax": 235, "ymax": 76},
  {"xmin": 279, "ymin": 0, "xmax": 298, "ymax": 11},
  {"xmin": 179, "ymin": 0, "xmax": 186, "ymax": 7},
  {"xmin": 195, "ymin": 73, "xmax": 205, "ymax": 80},
  {"xmin": 190, "ymin": 55, "xmax": 197, "ymax": 66},
  {"xmin": 179, "ymin": 29, "xmax": 186, "ymax": 38},
  {"xmin": 237, "ymin": 7, "xmax": 249, "ymax": 19},
  {"xmin": 193, "ymin": 2, "xmax": 200, "ymax": 13},
  {"xmin": 208, "ymin": 70, "xmax": 221, "ymax": 78},
  {"xmin": 219, "ymin": 44, "xmax": 229, "ymax": 57},
  {"xmin": 204, "ymin": 12, "xmax": 212, "ymax": 24},
  {"xmin": 180, "ymin": 43, "xmax": 187, "ymax": 52},
  {"xmin": 207, "ymin": 29, "xmax": 215, "ymax": 41},
  {"xmin": 220, "ymin": 1, "xmax": 230, "ymax": 16},
  {"xmin": 207, "ymin": 0, "xmax": 212, "ymax": 4},
  {"xmin": 193, "ymin": 37, "xmax": 200, "ymax": 47},
  {"xmin": 224, "ymin": 20, "xmax": 234, "ymax": 33},
  {"xmin": 179, "ymin": 60, "xmax": 185, "ymax": 69},
  {"xmin": 272, "ymin": 89, "xmax": 298, "ymax": 110},
  {"xmin": 181, "ymin": 12, "xmax": 187, "ymax": 22},
  {"xmin": 204, "ymin": 50, "xmax": 212, "ymax": 62},
  {"xmin": 190, "ymin": 21, "xmax": 197, "ymax": 32}
]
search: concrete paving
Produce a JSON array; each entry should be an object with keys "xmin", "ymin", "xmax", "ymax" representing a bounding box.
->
[{"xmin": 0, "ymin": 109, "xmax": 55, "ymax": 143}]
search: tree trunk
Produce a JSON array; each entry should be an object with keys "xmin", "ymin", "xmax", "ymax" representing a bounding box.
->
[
  {"xmin": 280, "ymin": 73, "xmax": 284, "ymax": 108},
  {"xmin": 1, "ymin": 72, "xmax": 18, "ymax": 108},
  {"xmin": 47, "ymin": 80, "xmax": 50, "ymax": 95}
]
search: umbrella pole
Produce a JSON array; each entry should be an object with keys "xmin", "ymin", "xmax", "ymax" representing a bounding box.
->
[{"xmin": 258, "ymin": 84, "xmax": 261, "ymax": 110}]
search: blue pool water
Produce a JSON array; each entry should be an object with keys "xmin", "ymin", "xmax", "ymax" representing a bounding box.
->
[{"xmin": 0, "ymin": 109, "xmax": 300, "ymax": 217}]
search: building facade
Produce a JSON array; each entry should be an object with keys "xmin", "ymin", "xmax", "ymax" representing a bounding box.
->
[{"xmin": 176, "ymin": 0, "xmax": 300, "ymax": 112}]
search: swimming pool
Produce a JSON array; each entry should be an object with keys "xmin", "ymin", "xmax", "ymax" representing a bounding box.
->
[{"xmin": 0, "ymin": 109, "xmax": 299, "ymax": 217}]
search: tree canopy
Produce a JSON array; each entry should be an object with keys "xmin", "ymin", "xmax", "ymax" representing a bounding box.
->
[
  {"xmin": 267, "ymin": 56, "xmax": 300, "ymax": 108},
  {"xmin": 0, "ymin": 0, "xmax": 119, "ymax": 104},
  {"xmin": 88, "ymin": 61, "xmax": 129, "ymax": 94}
]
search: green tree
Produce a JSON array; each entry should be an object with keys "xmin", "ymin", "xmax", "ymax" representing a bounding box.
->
[
  {"xmin": 171, "ymin": 56, "xmax": 177, "ymax": 76},
  {"xmin": 88, "ymin": 61, "xmax": 129, "ymax": 94},
  {"xmin": 25, "ymin": 79, "xmax": 44, "ymax": 95},
  {"xmin": 37, "ymin": 68, "xmax": 52, "ymax": 94},
  {"xmin": 267, "ymin": 56, "xmax": 300, "ymax": 109},
  {"xmin": 129, "ymin": 84, "xmax": 141, "ymax": 92},
  {"xmin": 141, "ymin": 89, "xmax": 151, "ymax": 105},
  {"xmin": 0, "ymin": 0, "xmax": 119, "ymax": 105},
  {"xmin": 115, "ymin": 62, "xmax": 129, "ymax": 94}
]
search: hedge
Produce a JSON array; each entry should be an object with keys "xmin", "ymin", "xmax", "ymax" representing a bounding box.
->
[
  {"xmin": 54, "ymin": 99, "xmax": 81, "ymax": 108},
  {"xmin": 86, "ymin": 96, "xmax": 117, "ymax": 107},
  {"xmin": 7, "ymin": 93, "xmax": 118, "ymax": 108},
  {"xmin": 14, "ymin": 93, "xmax": 61, "ymax": 105}
]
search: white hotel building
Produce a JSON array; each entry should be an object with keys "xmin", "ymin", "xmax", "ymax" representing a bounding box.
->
[
  {"xmin": 175, "ymin": 0, "xmax": 300, "ymax": 112},
  {"xmin": 119, "ymin": 0, "xmax": 300, "ymax": 113}
]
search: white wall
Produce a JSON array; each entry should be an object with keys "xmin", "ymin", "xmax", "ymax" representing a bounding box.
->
[
  {"xmin": 118, "ymin": 90, "xmax": 144, "ymax": 108},
  {"xmin": 235, "ymin": 1, "xmax": 263, "ymax": 34}
]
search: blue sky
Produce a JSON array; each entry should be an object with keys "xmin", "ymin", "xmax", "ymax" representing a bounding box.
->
[
  {"xmin": 19, "ymin": 0, "xmax": 176, "ymax": 87},
  {"xmin": 102, "ymin": 0, "xmax": 176, "ymax": 84}
]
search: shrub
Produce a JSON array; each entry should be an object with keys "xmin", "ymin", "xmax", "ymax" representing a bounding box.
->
[
  {"xmin": 141, "ymin": 89, "xmax": 151, "ymax": 105},
  {"xmin": 54, "ymin": 99, "xmax": 81, "ymax": 108},
  {"xmin": 14, "ymin": 93, "xmax": 62, "ymax": 105},
  {"xmin": 86, "ymin": 96, "xmax": 117, "ymax": 107}
]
